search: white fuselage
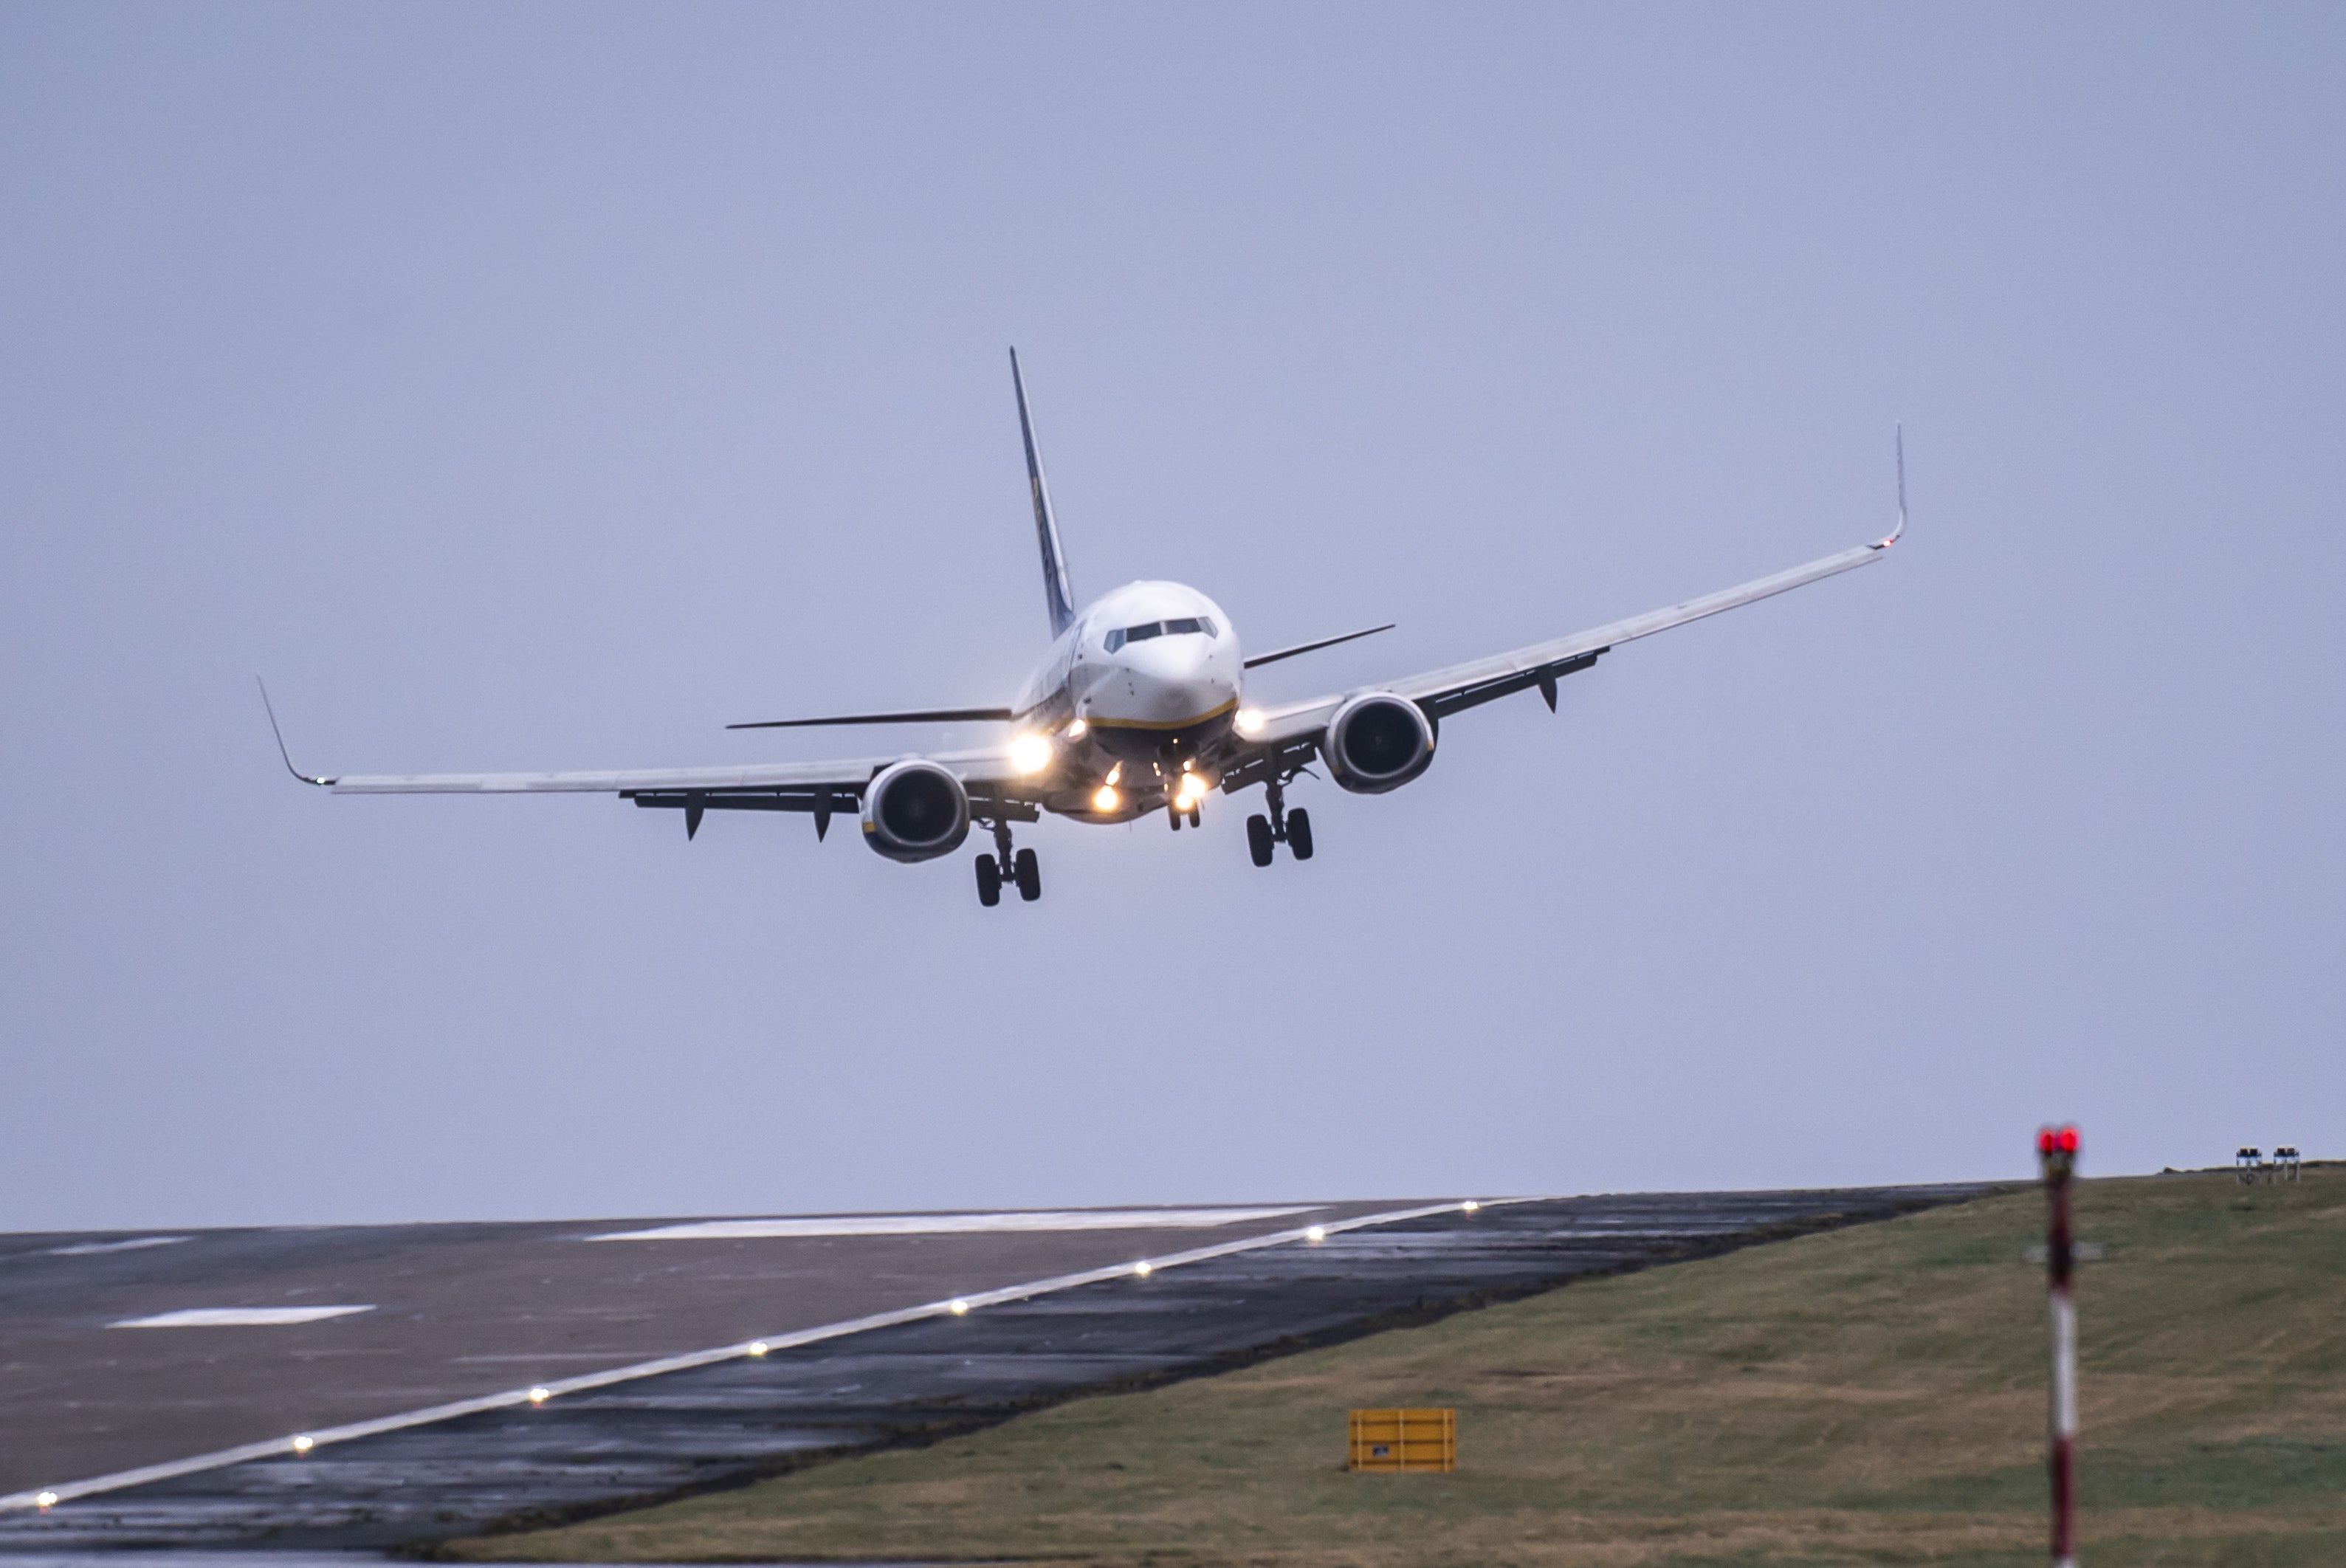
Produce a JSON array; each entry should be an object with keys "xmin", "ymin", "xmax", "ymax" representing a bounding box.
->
[{"xmin": 1009, "ymin": 581, "xmax": 1248, "ymax": 822}]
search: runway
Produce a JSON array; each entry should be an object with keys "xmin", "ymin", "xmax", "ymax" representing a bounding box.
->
[{"xmin": 0, "ymin": 1186, "xmax": 1995, "ymax": 1551}]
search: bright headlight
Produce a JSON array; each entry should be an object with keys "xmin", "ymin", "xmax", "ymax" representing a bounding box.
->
[
  {"xmin": 1093, "ymin": 785, "xmax": 1119, "ymax": 812},
  {"xmin": 1234, "ymin": 709, "xmax": 1265, "ymax": 736},
  {"xmin": 1008, "ymin": 733, "xmax": 1054, "ymax": 774}
]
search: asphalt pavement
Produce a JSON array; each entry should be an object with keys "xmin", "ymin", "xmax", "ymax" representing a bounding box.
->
[{"xmin": 0, "ymin": 1186, "xmax": 1996, "ymax": 1550}]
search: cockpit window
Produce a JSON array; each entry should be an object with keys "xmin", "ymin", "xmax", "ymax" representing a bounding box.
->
[{"xmin": 1105, "ymin": 616, "xmax": 1215, "ymax": 653}]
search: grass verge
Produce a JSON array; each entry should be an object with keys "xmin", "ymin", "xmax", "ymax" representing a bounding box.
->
[{"xmin": 441, "ymin": 1172, "xmax": 2345, "ymax": 1567}]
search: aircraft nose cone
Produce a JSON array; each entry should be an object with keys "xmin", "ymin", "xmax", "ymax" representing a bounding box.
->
[{"xmin": 1087, "ymin": 636, "xmax": 1239, "ymax": 730}]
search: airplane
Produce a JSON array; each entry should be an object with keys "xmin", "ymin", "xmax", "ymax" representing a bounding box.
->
[{"xmin": 264, "ymin": 351, "xmax": 1905, "ymax": 907}]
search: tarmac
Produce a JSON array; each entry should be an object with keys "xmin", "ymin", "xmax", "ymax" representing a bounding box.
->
[{"xmin": 0, "ymin": 1185, "xmax": 1998, "ymax": 1551}]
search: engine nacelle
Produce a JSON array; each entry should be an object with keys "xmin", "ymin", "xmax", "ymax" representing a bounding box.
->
[
  {"xmin": 1323, "ymin": 693, "xmax": 1436, "ymax": 794},
  {"xmin": 860, "ymin": 760, "xmax": 971, "ymax": 862}
]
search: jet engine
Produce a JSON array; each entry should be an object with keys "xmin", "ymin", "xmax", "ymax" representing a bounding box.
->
[
  {"xmin": 860, "ymin": 760, "xmax": 971, "ymax": 862},
  {"xmin": 1322, "ymin": 693, "xmax": 1436, "ymax": 794}
]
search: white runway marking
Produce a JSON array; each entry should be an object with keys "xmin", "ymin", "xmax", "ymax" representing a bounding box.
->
[
  {"xmin": 4, "ymin": 1200, "xmax": 1507, "ymax": 1515},
  {"xmin": 45, "ymin": 1237, "xmax": 192, "ymax": 1257},
  {"xmin": 588, "ymin": 1206, "xmax": 1318, "ymax": 1242},
  {"xmin": 109, "ymin": 1307, "xmax": 376, "ymax": 1329}
]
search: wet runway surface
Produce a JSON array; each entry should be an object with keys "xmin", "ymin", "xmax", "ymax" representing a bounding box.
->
[{"xmin": 0, "ymin": 1185, "xmax": 1995, "ymax": 1551}]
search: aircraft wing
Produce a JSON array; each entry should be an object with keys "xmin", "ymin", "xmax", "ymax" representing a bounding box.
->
[
  {"xmin": 321, "ymin": 754, "xmax": 985, "ymax": 796},
  {"xmin": 259, "ymin": 681, "xmax": 1041, "ymax": 835},
  {"xmin": 1234, "ymin": 520, "xmax": 1902, "ymax": 760},
  {"xmin": 333, "ymin": 749, "xmax": 1039, "ymax": 836}
]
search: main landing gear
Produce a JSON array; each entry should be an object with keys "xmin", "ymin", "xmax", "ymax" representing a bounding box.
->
[
  {"xmin": 975, "ymin": 819, "xmax": 1041, "ymax": 907},
  {"xmin": 1245, "ymin": 781, "xmax": 1313, "ymax": 868}
]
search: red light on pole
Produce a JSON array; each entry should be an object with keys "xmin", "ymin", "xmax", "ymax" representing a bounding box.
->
[{"xmin": 2037, "ymin": 1124, "xmax": 2080, "ymax": 1568}]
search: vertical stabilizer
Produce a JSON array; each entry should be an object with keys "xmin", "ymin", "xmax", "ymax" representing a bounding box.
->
[{"xmin": 1010, "ymin": 348, "xmax": 1077, "ymax": 636}]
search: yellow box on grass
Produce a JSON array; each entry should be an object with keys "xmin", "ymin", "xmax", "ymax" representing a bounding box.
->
[{"xmin": 1348, "ymin": 1407, "xmax": 1455, "ymax": 1472}]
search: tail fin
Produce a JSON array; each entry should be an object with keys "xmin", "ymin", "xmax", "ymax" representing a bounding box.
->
[{"xmin": 1010, "ymin": 348, "xmax": 1077, "ymax": 636}]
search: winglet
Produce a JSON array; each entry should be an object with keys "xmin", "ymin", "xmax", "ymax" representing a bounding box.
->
[
  {"xmin": 1010, "ymin": 348, "xmax": 1078, "ymax": 637},
  {"xmin": 255, "ymin": 678, "xmax": 335, "ymax": 786},
  {"xmin": 1877, "ymin": 424, "xmax": 1908, "ymax": 549}
]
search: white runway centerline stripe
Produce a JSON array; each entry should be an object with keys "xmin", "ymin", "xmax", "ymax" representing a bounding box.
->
[
  {"xmin": 587, "ymin": 1206, "xmax": 1317, "ymax": 1241},
  {"xmin": 110, "ymin": 1306, "xmax": 376, "ymax": 1329}
]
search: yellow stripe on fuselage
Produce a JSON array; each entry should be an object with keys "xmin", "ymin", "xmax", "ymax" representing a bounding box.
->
[{"xmin": 1081, "ymin": 698, "xmax": 1239, "ymax": 732}]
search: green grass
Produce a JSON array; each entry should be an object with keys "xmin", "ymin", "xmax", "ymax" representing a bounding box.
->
[{"xmin": 441, "ymin": 1172, "xmax": 2346, "ymax": 1567}]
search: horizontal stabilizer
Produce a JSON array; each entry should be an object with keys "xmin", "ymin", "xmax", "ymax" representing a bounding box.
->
[
  {"xmin": 726, "ymin": 706, "xmax": 1015, "ymax": 731},
  {"xmin": 1242, "ymin": 624, "xmax": 1395, "ymax": 670}
]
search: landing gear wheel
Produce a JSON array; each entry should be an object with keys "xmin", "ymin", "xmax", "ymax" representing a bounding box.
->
[
  {"xmin": 1014, "ymin": 847, "xmax": 1042, "ymax": 902},
  {"xmin": 1287, "ymin": 808, "xmax": 1314, "ymax": 861},
  {"xmin": 1246, "ymin": 814, "xmax": 1275, "ymax": 867},
  {"xmin": 975, "ymin": 854, "xmax": 1002, "ymax": 907},
  {"xmin": 1187, "ymin": 805, "xmax": 1202, "ymax": 829}
]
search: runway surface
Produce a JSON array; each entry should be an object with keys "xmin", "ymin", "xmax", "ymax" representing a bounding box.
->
[{"xmin": 0, "ymin": 1186, "xmax": 1995, "ymax": 1551}]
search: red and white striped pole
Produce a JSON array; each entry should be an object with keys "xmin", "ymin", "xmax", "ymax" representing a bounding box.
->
[{"xmin": 2037, "ymin": 1123, "xmax": 2081, "ymax": 1568}]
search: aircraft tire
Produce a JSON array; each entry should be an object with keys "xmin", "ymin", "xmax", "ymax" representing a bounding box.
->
[
  {"xmin": 1014, "ymin": 847, "xmax": 1042, "ymax": 902},
  {"xmin": 1246, "ymin": 814, "xmax": 1275, "ymax": 867},
  {"xmin": 1188, "ymin": 805, "xmax": 1202, "ymax": 829},
  {"xmin": 975, "ymin": 854, "xmax": 1002, "ymax": 907},
  {"xmin": 1287, "ymin": 808, "xmax": 1315, "ymax": 861}
]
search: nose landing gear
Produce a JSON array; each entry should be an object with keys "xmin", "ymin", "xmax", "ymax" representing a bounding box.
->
[
  {"xmin": 975, "ymin": 818, "xmax": 1042, "ymax": 907},
  {"xmin": 1246, "ymin": 781, "xmax": 1313, "ymax": 867}
]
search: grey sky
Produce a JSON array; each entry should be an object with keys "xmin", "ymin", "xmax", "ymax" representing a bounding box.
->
[{"xmin": 3, "ymin": 3, "xmax": 2339, "ymax": 1231}]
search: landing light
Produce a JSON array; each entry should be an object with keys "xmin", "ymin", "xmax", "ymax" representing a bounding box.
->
[
  {"xmin": 1462, "ymin": 1200, "xmax": 1481, "ymax": 1213},
  {"xmin": 35, "ymin": 1492, "xmax": 58, "ymax": 1510},
  {"xmin": 1093, "ymin": 785, "xmax": 1119, "ymax": 812},
  {"xmin": 949, "ymin": 1298, "xmax": 970, "ymax": 1316},
  {"xmin": 528, "ymin": 1386, "xmax": 551, "ymax": 1404},
  {"xmin": 1065, "ymin": 718, "xmax": 1088, "ymax": 740},
  {"xmin": 1235, "ymin": 709, "xmax": 1265, "ymax": 736},
  {"xmin": 1133, "ymin": 1260, "xmax": 1153, "ymax": 1276},
  {"xmin": 1305, "ymin": 1225, "xmax": 1326, "ymax": 1242},
  {"xmin": 1009, "ymin": 733, "xmax": 1054, "ymax": 774},
  {"xmin": 292, "ymin": 1434, "xmax": 314, "ymax": 1454},
  {"xmin": 748, "ymin": 1340, "xmax": 769, "ymax": 1357}
]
